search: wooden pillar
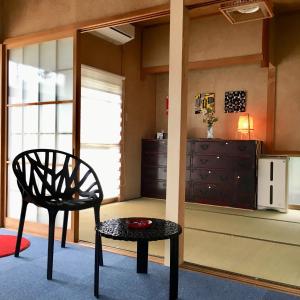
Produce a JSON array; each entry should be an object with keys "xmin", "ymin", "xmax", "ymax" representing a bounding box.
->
[
  {"xmin": 165, "ymin": 0, "xmax": 189, "ymax": 265},
  {"xmin": 0, "ymin": 44, "xmax": 6, "ymax": 228},
  {"xmin": 265, "ymin": 64, "xmax": 276, "ymax": 153}
]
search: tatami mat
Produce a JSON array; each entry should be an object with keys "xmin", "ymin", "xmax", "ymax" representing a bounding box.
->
[
  {"xmin": 184, "ymin": 229, "xmax": 300, "ymax": 287},
  {"xmin": 79, "ymin": 198, "xmax": 300, "ymax": 287}
]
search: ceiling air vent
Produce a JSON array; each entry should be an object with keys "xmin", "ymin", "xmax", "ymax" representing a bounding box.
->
[{"xmin": 220, "ymin": 0, "xmax": 273, "ymax": 24}]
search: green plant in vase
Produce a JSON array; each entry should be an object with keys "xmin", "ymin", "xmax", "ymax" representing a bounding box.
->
[{"xmin": 201, "ymin": 108, "xmax": 218, "ymax": 138}]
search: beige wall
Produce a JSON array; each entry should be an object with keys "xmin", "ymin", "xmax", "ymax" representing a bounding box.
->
[
  {"xmin": 80, "ymin": 33, "xmax": 122, "ymax": 75},
  {"xmin": 2, "ymin": 0, "xmax": 168, "ymax": 38},
  {"xmin": 156, "ymin": 65, "xmax": 268, "ymax": 141},
  {"xmin": 150, "ymin": 15, "xmax": 267, "ymax": 143},
  {"xmin": 143, "ymin": 15, "xmax": 263, "ymax": 67},
  {"xmin": 149, "ymin": 12, "xmax": 300, "ymax": 152},
  {"xmin": 122, "ymin": 29, "xmax": 156, "ymax": 199},
  {"xmin": 274, "ymin": 12, "xmax": 300, "ymax": 151}
]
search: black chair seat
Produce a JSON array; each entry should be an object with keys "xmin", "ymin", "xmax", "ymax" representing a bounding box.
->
[
  {"xmin": 13, "ymin": 149, "xmax": 104, "ymax": 280},
  {"xmin": 34, "ymin": 197, "xmax": 99, "ymax": 211}
]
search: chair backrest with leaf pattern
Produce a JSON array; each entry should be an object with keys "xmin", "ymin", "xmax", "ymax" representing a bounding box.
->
[{"xmin": 12, "ymin": 149, "xmax": 103, "ymax": 204}]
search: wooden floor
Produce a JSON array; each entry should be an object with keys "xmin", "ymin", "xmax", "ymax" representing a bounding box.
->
[{"xmin": 79, "ymin": 198, "xmax": 300, "ymax": 287}]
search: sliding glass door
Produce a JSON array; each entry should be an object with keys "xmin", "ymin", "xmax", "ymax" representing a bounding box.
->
[{"xmin": 6, "ymin": 37, "xmax": 73, "ymax": 226}]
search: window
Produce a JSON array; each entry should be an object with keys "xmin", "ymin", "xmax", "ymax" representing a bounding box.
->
[
  {"xmin": 7, "ymin": 37, "xmax": 73, "ymax": 224},
  {"xmin": 80, "ymin": 66, "xmax": 123, "ymax": 199}
]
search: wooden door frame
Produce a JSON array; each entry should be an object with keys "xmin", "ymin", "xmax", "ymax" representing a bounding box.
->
[
  {"xmin": 0, "ymin": 4, "xmax": 170, "ymax": 241},
  {"xmin": 0, "ymin": 44, "xmax": 7, "ymax": 228}
]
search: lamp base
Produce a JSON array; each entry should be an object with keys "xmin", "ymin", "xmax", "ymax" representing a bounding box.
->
[{"xmin": 237, "ymin": 130, "xmax": 254, "ymax": 140}]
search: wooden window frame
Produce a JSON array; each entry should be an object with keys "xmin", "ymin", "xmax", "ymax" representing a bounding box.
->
[{"xmin": 1, "ymin": 31, "xmax": 77, "ymax": 240}]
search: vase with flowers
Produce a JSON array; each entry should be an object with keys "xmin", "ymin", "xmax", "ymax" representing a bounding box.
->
[{"xmin": 201, "ymin": 108, "xmax": 218, "ymax": 138}]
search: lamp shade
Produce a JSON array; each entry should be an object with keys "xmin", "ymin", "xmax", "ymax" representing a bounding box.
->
[{"xmin": 238, "ymin": 115, "xmax": 254, "ymax": 132}]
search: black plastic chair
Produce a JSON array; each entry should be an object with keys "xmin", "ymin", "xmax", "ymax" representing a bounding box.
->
[{"xmin": 12, "ymin": 149, "xmax": 104, "ymax": 280}]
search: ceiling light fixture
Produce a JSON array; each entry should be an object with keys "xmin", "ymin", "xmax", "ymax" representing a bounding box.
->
[
  {"xmin": 220, "ymin": 0, "xmax": 273, "ymax": 24},
  {"xmin": 237, "ymin": 5, "xmax": 260, "ymax": 14}
]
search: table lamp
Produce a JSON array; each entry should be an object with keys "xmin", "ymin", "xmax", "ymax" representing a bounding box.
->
[{"xmin": 238, "ymin": 114, "xmax": 254, "ymax": 140}]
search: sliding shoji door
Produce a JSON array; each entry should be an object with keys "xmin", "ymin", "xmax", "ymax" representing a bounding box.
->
[{"xmin": 6, "ymin": 37, "xmax": 73, "ymax": 226}]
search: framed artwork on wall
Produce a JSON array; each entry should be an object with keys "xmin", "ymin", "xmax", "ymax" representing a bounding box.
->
[
  {"xmin": 195, "ymin": 92, "xmax": 215, "ymax": 114},
  {"xmin": 224, "ymin": 90, "xmax": 247, "ymax": 113}
]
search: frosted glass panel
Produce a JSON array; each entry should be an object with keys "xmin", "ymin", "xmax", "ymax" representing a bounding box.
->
[
  {"xmin": 40, "ymin": 104, "xmax": 56, "ymax": 133},
  {"xmin": 9, "ymin": 37, "xmax": 73, "ymax": 103},
  {"xmin": 40, "ymin": 72, "xmax": 56, "ymax": 101},
  {"xmin": 23, "ymin": 134, "xmax": 38, "ymax": 151},
  {"xmin": 7, "ymin": 166, "xmax": 23, "ymax": 219},
  {"xmin": 7, "ymin": 36, "xmax": 74, "ymax": 225},
  {"xmin": 8, "ymin": 134, "xmax": 22, "ymax": 161},
  {"xmin": 9, "ymin": 107, "xmax": 23, "ymax": 134},
  {"xmin": 7, "ymin": 190, "xmax": 22, "ymax": 219},
  {"xmin": 40, "ymin": 40, "xmax": 56, "ymax": 72},
  {"xmin": 57, "ymin": 37, "xmax": 73, "ymax": 70},
  {"xmin": 23, "ymin": 44, "xmax": 39, "ymax": 102},
  {"xmin": 7, "ymin": 166, "xmax": 38, "ymax": 222},
  {"xmin": 23, "ymin": 106, "xmax": 38, "ymax": 133},
  {"xmin": 57, "ymin": 103, "xmax": 72, "ymax": 133},
  {"xmin": 39, "ymin": 41, "xmax": 56, "ymax": 101},
  {"xmin": 40, "ymin": 134, "xmax": 56, "ymax": 149},
  {"xmin": 8, "ymin": 167, "xmax": 19, "ymax": 192},
  {"xmin": 8, "ymin": 48, "xmax": 23, "ymax": 104},
  {"xmin": 57, "ymin": 134, "xmax": 72, "ymax": 153},
  {"xmin": 57, "ymin": 70, "xmax": 73, "ymax": 100}
]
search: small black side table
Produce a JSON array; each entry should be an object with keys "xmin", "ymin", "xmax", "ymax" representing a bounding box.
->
[{"xmin": 94, "ymin": 218, "xmax": 182, "ymax": 300}]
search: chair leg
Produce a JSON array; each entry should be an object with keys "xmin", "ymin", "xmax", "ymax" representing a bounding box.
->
[
  {"xmin": 15, "ymin": 200, "xmax": 28, "ymax": 257},
  {"xmin": 94, "ymin": 230, "xmax": 101, "ymax": 298},
  {"xmin": 47, "ymin": 209, "xmax": 58, "ymax": 280},
  {"xmin": 98, "ymin": 235, "xmax": 103, "ymax": 267},
  {"xmin": 94, "ymin": 204, "xmax": 103, "ymax": 266},
  {"xmin": 61, "ymin": 210, "xmax": 69, "ymax": 248}
]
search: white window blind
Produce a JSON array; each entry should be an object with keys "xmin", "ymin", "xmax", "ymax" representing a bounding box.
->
[{"xmin": 80, "ymin": 65, "xmax": 123, "ymax": 199}]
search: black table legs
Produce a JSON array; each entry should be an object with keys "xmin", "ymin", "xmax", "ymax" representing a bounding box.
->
[
  {"xmin": 137, "ymin": 240, "xmax": 149, "ymax": 273},
  {"xmin": 170, "ymin": 236, "xmax": 179, "ymax": 300},
  {"xmin": 94, "ymin": 237, "xmax": 179, "ymax": 299}
]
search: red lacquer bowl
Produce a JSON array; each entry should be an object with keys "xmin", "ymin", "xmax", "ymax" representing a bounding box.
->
[{"xmin": 127, "ymin": 218, "xmax": 153, "ymax": 229}]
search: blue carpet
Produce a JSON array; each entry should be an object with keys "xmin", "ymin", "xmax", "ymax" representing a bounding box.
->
[{"xmin": 0, "ymin": 229, "xmax": 299, "ymax": 300}]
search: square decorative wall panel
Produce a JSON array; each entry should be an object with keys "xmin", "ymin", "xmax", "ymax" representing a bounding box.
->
[
  {"xmin": 224, "ymin": 90, "xmax": 247, "ymax": 113},
  {"xmin": 195, "ymin": 92, "xmax": 215, "ymax": 114}
]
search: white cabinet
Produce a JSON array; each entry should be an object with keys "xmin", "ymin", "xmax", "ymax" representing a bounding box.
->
[{"xmin": 257, "ymin": 156, "xmax": 289, "ymax": 212}]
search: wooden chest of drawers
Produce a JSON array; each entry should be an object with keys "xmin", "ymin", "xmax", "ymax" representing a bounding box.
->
[{"xmin": 141, "ymin": 139, "xmax": 261, "ymax": 209}]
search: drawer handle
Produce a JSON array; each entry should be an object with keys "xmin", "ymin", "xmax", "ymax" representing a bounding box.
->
[
  {"xmin": 270, "ymin": 185, "xmax": 273, "ymax": 205},
  {"xmin": 201, "ymin": 144, "xmax": 209, "ymax": 150},
  {"xmin": 200, "ymin": 159, "xmax": 208, "ymax": 164},
  {"xmin": 200, "ymin": 175, "xmax": 208, "ymax": 180},
  {"xmin": 270, "ymin": 162, "xmax": 273, "ymax": 181}
]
